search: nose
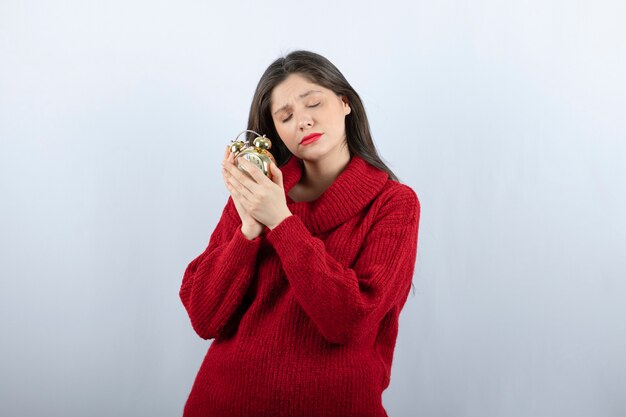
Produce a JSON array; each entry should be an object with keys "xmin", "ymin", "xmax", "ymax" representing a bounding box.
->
[{"xmin": 297, "ymin": 112, "xmax": 313, "ymax": 130}]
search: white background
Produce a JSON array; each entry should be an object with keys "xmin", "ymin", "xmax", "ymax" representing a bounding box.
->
[{"xmin": 1, "ymin": 1, "xmax": 625, "ymax": 416}]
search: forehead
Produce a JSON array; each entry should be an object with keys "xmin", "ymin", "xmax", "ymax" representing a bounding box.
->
[{"xmin": 270, "ymin": 74, "xmax": 328, "ymax": 111}]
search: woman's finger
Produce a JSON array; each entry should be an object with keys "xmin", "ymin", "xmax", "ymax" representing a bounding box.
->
[
  {"xmin": 225, "ymin": 158, "xmax": 259, "ymax": 189},
  {"xmin": 223, "ymin": 163, "xmax": 248, "ymax": 194},
  {"xmin": 238, "ymin": 159, "xmax": 267, "ymax": 184}
]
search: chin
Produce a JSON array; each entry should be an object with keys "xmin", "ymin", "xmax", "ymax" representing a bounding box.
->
[{"xmin": 299, "ymin": 151, "xmax": 334, "ymax": 163}]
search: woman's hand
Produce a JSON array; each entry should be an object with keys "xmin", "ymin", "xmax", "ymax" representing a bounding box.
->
[
  {"xmin": 221, "ymin": 147, "xmax": 264, "ymax": 240},
  {"xmin": 221, "ymin": 152, "xmax": 292, "ymax": 231}
]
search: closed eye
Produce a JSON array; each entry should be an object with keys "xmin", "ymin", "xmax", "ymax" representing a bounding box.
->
[{"xmin": 280, "ymin": 102, "xmax": 320, "ymax": 123}]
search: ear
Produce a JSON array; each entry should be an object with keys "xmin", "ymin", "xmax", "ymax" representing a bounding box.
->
[{"xmin": 340, "ymin": 95, "xmax": 351, "ymax": 116}]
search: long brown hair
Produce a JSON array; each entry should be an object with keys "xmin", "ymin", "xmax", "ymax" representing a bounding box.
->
[{"xmin": 246, "ymin": 50, "xmax": 399, "ymax": 181}]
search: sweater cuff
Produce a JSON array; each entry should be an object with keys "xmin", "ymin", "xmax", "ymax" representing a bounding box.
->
[
  {"xmin": 196, "ymin": 225, "xmax": 263, "ymax": 272},
  {"xmin": 232, "ymin": 226, "xmax": 263, "ymax": 246},
  {"xmin": 266, "ymin": 214, "xmax": 311, "ymax": 251}
]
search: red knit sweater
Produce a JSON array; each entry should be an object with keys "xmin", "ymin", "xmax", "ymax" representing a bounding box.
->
[{"xmin": 180, "ymin": 155, "xmax": 420, "ymax": 417}]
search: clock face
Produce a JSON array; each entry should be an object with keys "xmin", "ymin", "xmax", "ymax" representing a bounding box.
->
[{"xmin": 241, "ymin": 153, "xmax": 264, "ymax": 171}]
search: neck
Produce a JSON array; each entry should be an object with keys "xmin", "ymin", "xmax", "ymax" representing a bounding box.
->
[{"xmin": 300, "ymin": 146, "xmax": 351, "ymax": 193}]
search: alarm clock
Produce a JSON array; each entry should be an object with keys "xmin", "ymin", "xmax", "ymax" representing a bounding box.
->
[{"xmin": 229, "ymin": 130, "xmax": 276, "ymax": 179}]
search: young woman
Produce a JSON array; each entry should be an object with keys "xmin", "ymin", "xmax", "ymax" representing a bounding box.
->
[{"xmin": 179, "ymin": 50, "xmax": 421, "ymax": 417}]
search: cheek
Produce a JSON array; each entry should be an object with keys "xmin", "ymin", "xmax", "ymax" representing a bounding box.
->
[
  {"xmin": 274, "ymin": 124, "xmax": 295, "ymax": 149},
  {"xmin": 274, "ymin": 124, "xmax": 287, "ymax": 140},
  {"xmin": 329, "ymin": 112, "xmax": 347, "ymax": 133},
  {"xmin": 271, "ymin": 119, "xmax": 284, "ymax": 136}
]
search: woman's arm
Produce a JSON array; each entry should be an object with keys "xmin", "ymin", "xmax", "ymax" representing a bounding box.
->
[
  {"xmin": 179, "ymin": 197, "xmax": 263, "ymax": 340},
  {"xmin": 266, "ymin": 186, "xmax": 420, "ymax": 345}
]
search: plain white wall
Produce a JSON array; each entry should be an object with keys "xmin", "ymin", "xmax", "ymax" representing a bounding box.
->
[{"xmin": 1, "ymin": 1, "xmax": 625, "ymax": 416}]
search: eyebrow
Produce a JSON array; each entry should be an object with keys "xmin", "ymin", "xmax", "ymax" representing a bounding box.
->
[{"xmin": 272, "ymin": 90, "xmax": 322, "ymax": 115}]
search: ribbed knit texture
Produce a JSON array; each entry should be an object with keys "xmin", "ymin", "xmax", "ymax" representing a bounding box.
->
[{"xmin": 179, "ymin": 155, "xmax": 420, "ymax": 417}]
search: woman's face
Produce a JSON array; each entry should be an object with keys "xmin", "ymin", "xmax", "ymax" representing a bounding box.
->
[{"xmin": 270, "ymin": 73, "xmax": 351, "ymax": 162}]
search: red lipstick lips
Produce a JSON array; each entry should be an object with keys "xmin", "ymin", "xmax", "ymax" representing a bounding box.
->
[{"xmin": 300, "ymin": 133, "xmax": 322, "ymax": 145}]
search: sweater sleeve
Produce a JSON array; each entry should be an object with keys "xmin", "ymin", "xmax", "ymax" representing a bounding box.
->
[
  {"xmin": 179, "ymin": 197, "xmax": 263, "ymax": 340},
  {"xmin": 265, "ymin": 186, "xmax": 420, "ymax": 345}
]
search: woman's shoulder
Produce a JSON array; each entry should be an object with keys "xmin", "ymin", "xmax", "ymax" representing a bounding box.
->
[
  {"xmin": 354, "ymin": 155, "xmax": 419, "ymax": 214},
  {"xmin": 372, "ymin": 180, "xmax": 420, "ymax": 221},
  {"xmin": 379, "ymin": 179, "xmax": 419, "ymax": 206}
]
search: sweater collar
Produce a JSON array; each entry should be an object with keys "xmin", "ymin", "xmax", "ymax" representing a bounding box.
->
[{"xmin": 279, "ymin": 155, "xmax": 389, "ymax": 234}]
